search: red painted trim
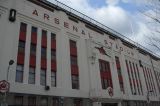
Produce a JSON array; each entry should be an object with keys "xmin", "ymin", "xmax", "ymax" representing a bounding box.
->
[
  {"xmin": 41, "ymin": 58, "xmax": 47, "ymax": 69},
  {"xmin": 41, "ymin": 36, "xmax": 47, "ymax": 47},
  {"xmin": 19, "ymin": 31, "xmax": 26, "ymax": 41},
  {"xmin": 30, "ymin": 55, "xmax": 36, "ymax": 67},
  {"xmin": 71, "ymin": 65, "xmax": 79, "ymax": 75},
  {"xmin": 51, "ymin": 60, "xmax": 57, "ymax": 71},
  {"xmin": 70, "ymin": 47, "xmax": 77, "ymax": 56},
  {"xmin": 100, "ymin": 72, "xmax": 111, "ymax": 79},
  {"xmin": 17, "ymin": 52, "xmax": 25, "ymax": 64},
  {"xmin": 51, "ymin": 40, "xmax": 56, "ymax": 49}
]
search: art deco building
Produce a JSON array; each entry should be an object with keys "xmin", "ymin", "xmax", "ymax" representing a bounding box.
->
[{"xmin": 0, "ymin": 0, "xmax": 160, "ymax": 106}]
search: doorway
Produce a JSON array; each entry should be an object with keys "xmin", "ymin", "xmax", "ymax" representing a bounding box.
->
[{"xmin": 102, "ymin": 103, "xmax": 118, "ymax": 106}]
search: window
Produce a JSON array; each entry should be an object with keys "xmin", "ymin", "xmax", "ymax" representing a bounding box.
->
[
  {"xmin": 28, "ymin": 67, "xmax": 35, "ymax": 84},
  {"xmin": 51, "ymin": 50, "xmax": 56, "ymax": 61},
  {"xmin": 99, "ymin": 59, "xmax": 112, "ymax": 89},
  {"xmin": 71, "ymin": 56, "xmax": 77, "ymax": 65},
  {"xmin": 30, "ymin": 43, "xmax": 36, "ymax": 55},
  {"xmin": 15, "ymin": 96, "xmax": 23, "ymax": 106},
  {"xmin": 15, "ymin": 64, "xmax": 24, "ymax": 83},
  {"xmin": 52, "ymin": 98, "xmax": 59, "ymax": 106},
  {"xmin": 28, "ymin": 96, "xmax": 36, "ymax": 106},
  {"xmin": 72, "ymin": 75, "xmax": 79, "ymax": 89},
  {"xmin": 51, "ymin": 71, "xmax": 56, "ymax": 87},
  {"xmin": 40, "ymin": 69, "xmax": 46, "ymax": 86},
  {"xmin": 18, "ymin": 41, "xmax": 25, "ymax": 53},
  {"xmin": 40, "ymin": 97, "xmax": 48, "ymax": 106},
  {"xmin": 115, "ymin": 56, "xmax": 124, "ymax": 93},
  {"xmin": 41, "ymin": 47, "xmax": 46, "ymax": 58},
  {"xmin": 70, "ymin": 40, "xmax": 76, "ymax": 48},
  {"xmin": 74, "ymin": 99, "xmax": 82, "ymax": 106}
]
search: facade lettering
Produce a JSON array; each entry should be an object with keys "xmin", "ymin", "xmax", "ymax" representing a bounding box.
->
[
  {"xmin": 54, "ymin": 18, "xmax": 60, "ymax": 24},
  {"xmin": 73, "ymin": 26, "xmax": 78, "ymax": 32},
  {"xmin": 32, "ymin": 9, "xmax": 38, "ymax": 16},
  {"xmin": 44, "ymin": 13, "xmax": 49, "ymax": 20},
  {"xmin": 64, "ymin": 22, "xmax": 69, "ymax": 28}
]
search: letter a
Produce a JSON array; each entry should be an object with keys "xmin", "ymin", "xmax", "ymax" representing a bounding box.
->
[{"xmin": 32, "ymin": 9, "xmax": 38, "ymax": 16}]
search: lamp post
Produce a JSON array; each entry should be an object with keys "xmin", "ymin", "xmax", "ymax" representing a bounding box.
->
[
  {"xmin": 6, "ymin": 60, "xmax": 14, "ymax": 81},
  {"xmin": 146, "ymin": 90, "xmax": 153, "ymax": 105},
  {"xmin": 1, "ymin": 60, "xmax": 14, "ymax": 106}
]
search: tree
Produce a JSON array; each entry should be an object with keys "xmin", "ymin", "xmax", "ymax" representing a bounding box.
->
[{"xmin": 140, "ymin": 0, "xmax": 160, "ymax": 53}]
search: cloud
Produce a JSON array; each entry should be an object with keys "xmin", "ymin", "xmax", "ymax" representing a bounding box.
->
[
  {"xmin": 48, "ymin": 0, "xmax": 159, "ymax": 55},
  {"xmin": 105, "ymin": 0, "xmax": 119, "ymax": 5},
  {"xmin": 94, "ymin": 5, "xmax": 133, "ymax": 36}
]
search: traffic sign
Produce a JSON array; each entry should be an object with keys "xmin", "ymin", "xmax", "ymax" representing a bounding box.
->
[
  {"xmin": 107, "ymin": 87, "xmax": 113, "ymax": 97},
  {"xmin": 0, "ymin": 80, "xmax": 10, "ymax": 93}
]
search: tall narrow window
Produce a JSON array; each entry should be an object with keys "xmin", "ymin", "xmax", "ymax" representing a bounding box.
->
[
  {"xmin": 28, "ymin": 67, "xmax": 35, "ymax": 84},
  {"xmin": 115, "ymin": 56, "xmax": 124, "ymax": 93},
  {"xmin": 126, "ymin": 60, "xmax": 133, "ymax": 94},
  {"xmin": 142, "ymin": 67, "xmax": 149, "ymax": 92},
  {"xmin": 129, "ymin": 61, "xmax": 136, "ymax": 95},
  {"xmin": 15, "ymin": 65, "xmax": 24, "ymax": 83},
  {"xmin": 99, "ymin": 59, "xmax": 112, "ymax": 89},
  {"xmin": 132, "ymin": 63, "xmax": 140, "ymax": 95},
  {"xmin": 51, "ymin": 33, "xmax": 57, "ymax": 87},
  {"xmin": 41, "ymin": 29, "xmax": 47, "ymax": 64},
  {"xmin": 40, "ymin": 69, "xmax": 46, "ymax": 86},
  {"xmin": 136, "ymin": 64, "xmax": 143, "ymax": 95},
  {"xmin": 70, "ymin": 40, "xmax": 79, "ymax": 89},
  {"xmin": 29, "ymin": 26, "xmax": 37, "ymax": 81},
  {"xmin": 16, "ymin": 22, "xmax": 27, "ymax": 82}
]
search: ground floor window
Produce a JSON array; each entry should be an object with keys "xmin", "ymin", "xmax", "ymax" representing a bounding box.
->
[
  {"xmin": 28, "ymin": 96, "xmax": 36, "ymax": 106},
  {"xmin": 74, "ymin": 99, "xmax": 82, "ymax": 106},
  {"xmin": 15, "ymin": 96, "xmax": 23, "ymax": 106},
  {"xmin": 40, "ymin": 97, "xmax": 48, "ymax": 106},
  {"xmin": 52, "ymin": 98, "xmax": 59, "ymax": 106}
]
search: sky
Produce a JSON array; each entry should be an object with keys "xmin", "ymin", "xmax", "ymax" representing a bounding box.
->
[{"xmin": 48, "ymin": 0, "xmax": 160, "ymax": 55}]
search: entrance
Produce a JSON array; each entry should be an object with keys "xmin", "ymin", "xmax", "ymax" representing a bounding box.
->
[{"xmin": 102, "ymin": 103, "xmax": 118, "ymax": 106}]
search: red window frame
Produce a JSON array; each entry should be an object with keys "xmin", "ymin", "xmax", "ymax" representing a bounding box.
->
[{"xmin": 99, "ymin": 59, "xmax": 113, "ymax": 89}]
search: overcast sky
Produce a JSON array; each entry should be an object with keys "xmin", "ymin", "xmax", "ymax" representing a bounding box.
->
[{"xmin": 48, "ymin": 0, "xmax": 160, "ymax": 55}]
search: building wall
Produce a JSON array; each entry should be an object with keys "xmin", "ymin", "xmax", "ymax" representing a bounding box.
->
[{"xmin": 0, "ymin": 0, "xmax": 160, "ymax": 105}]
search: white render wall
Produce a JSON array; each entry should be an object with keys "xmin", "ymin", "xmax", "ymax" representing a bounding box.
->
[{"xmin": 0, "ymin": 0, "xmax": 160, "ymax": 104}]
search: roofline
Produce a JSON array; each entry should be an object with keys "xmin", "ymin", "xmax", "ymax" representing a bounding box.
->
[{"xmin": 27, "ymin": 0, "xmax": 160, "ymax": 60}]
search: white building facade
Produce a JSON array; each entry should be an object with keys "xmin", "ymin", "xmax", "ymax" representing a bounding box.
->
[{"xmin": 0, "ymin": 0, "xmax": 160, "ymax": 106}]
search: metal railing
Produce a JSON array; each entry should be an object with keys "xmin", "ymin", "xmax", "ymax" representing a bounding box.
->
[{"xmin": 43, "ymin": 0, "xmax": 160, "ymax": 58}]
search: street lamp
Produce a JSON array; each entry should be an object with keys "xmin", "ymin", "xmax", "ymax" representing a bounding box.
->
[
  {"xmin": 1, "ymin": 60, "xmax": 14, "ymax": 106},
  {"xmin": 147, "ymin": 90, "xmax": 153, "ymax": 104},
  {"xmin": 6, "ymin": 60, "xmax": 14, "ymax": 81}
]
